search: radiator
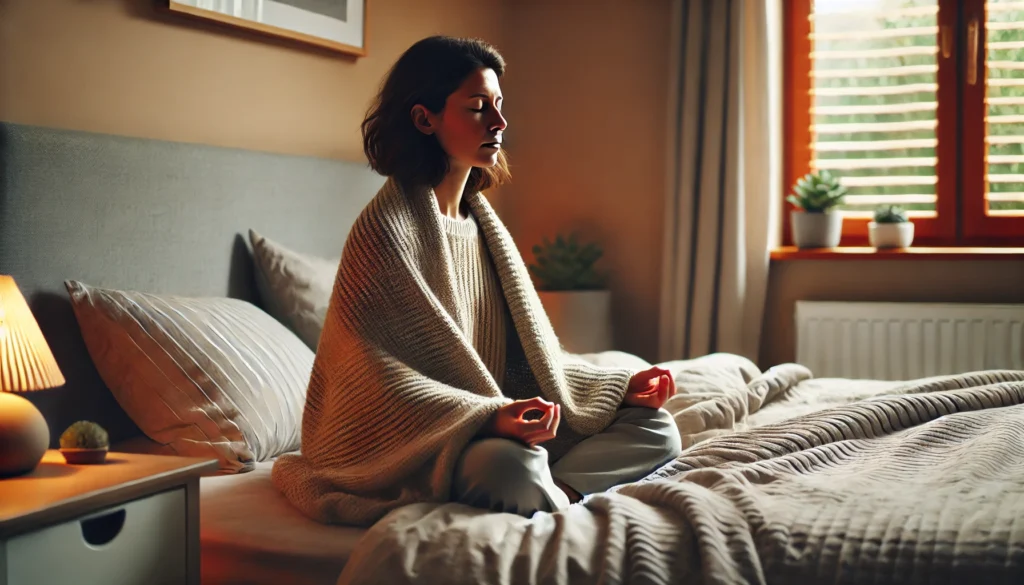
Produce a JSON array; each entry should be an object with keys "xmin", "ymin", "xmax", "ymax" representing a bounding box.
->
[{"xmin": 795, "ymin": 301, "xmax": 1024, "ymax": 380}]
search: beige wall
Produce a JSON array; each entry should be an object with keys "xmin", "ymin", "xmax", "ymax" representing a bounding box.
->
[
  {"xmin": 5, "ymin": 0, "xmax": 1019, "ymax": 368},
  {"xmin": 0, "ymin": 0, "xmax": 503, "ymax": 160},
  {"xmin": 499, "ymin": 1, "xmax": 1024, "ymax": 368},
  {"xmin": 1, "ymin": 0, "xmax": 673, "ymax": 361},
  {"xmin": 498, "ymin": 0, "xmax": 673, "ymax": 361}
]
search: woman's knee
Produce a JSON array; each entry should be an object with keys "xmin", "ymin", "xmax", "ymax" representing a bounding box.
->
[
  {"xmin": 452, "ymin": 438, "xmax": 567, "ymax": 515},
  {"xmin": 618, "ymin": 407, "xmax": 683, "ymax": 463},
  {"xmin": 654, "ymin": 409, "xmax": 684, "ymax": 461},
  {"xmin": 455, "ymin": 438, "xmax": 540, "ymax": 480}
]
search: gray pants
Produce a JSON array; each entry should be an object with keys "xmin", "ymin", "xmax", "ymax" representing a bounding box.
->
[{"xmin": 452, "ymin": 407, "xmax": 682, "ymax": 517}]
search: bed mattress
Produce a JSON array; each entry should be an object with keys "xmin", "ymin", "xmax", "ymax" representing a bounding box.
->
[{"xmin": 200, "ymin": 459, "xmax": 365, "ymax": 585}]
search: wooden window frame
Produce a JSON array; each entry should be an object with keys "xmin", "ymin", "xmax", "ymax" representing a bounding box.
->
[
  {"xmin": 963, "ymin": 0, "xmax": 1024, "ymax": 242},
  {"xmin": 784, "ymin": 0, "xmax": 1024, "ymax": 248}
]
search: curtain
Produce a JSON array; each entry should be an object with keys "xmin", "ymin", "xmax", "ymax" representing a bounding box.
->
[{"xmin": 658, "ymin": 0, "xmax": 781, "ymax": 364}]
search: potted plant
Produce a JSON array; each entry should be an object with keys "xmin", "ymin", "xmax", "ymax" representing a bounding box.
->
[
  {"xmin": 869, "ymin": 205, "xmax": 914, "ymax": 248},
  {"xmin": 787, "ymin": 170, "xmax": 847, "ymax": 248},
  {"xmin": 528, "ymin": 233, "xmax": 613, "ymax": 354},
  {"xmin": 59, "ymin": 420, "xmax": 110, "ymax": 464}
]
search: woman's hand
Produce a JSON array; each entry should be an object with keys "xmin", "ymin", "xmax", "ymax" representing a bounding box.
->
[
  {"xmin": 623, "ymin": 366, "xmax": 677, "ymax": 410},
  {"xmin": 484, "ymin": 397, "xmax": 560, "ymax": 447}
]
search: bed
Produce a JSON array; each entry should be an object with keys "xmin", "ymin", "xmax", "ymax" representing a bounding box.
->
[
  {"xmin": 338, "ymin": 360, "xmax": 1024, "ymax": 584},
  {"xmin": 4, "ymin": 121, "xmax": 1024, "ymax": 585}
]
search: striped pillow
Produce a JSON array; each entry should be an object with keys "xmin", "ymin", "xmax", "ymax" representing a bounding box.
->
[{"xmin": 65, "ymin": 280, "xmax": 313, "ymax": 473}]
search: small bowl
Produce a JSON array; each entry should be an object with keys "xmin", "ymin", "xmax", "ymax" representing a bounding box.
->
[{"xmin": 60, "ymin": 447, "xmax": 109, "ymax": 465}]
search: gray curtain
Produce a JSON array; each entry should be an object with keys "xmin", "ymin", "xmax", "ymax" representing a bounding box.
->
[{"xmin": 658, "ymin": 0, "xmax": 780, "ymax": 363}]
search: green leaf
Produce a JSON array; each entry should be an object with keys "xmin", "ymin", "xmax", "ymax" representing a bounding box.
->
[{"xmin": 531, "ymin": 232, "xmax": 606, "ymax": 290}]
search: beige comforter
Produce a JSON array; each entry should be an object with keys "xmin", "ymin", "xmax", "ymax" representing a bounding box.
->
[{"xmin": 337, "ymin": 355, "xmax": 1024, "ymax": 584}]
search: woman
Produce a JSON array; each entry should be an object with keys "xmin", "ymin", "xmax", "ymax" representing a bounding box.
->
[{"xmin": 272, "ymin": 35, "xmax": 682, "ymax": 527}]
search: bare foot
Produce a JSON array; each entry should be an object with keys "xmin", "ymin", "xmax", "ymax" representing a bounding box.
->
[{"xmin": 554, "ymin": 479, "xmax": 583, "ymax": 504}]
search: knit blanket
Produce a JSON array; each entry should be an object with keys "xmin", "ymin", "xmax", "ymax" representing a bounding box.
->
[
  {"xmin": 337, "ymin": 362, "xmax": 1024, "ymax": 585},
  {"xmin": 272, "ymin": 178, "xmax": 635, "ymax": 526}
]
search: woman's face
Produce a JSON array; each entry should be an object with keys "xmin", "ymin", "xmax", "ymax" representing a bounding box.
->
[{"xmin": 412, "ymin": 67, "xmax": 507, "ymax": 171}]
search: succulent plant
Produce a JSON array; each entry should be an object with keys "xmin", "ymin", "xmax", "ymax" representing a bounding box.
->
[
  {"xmin": 60, "ymin": 420, "xmax": 109, "ymax": 450},
  {"xmin": 528, "ymin": 232, "xmax": 607, "ymax": 291},
  {"xmin": 787, "ymin": 169, "xmax": 848, "ymax": 212},
  {"xmin": 873, "ymin": 204, "xmax": 909, "ymax": 224}
]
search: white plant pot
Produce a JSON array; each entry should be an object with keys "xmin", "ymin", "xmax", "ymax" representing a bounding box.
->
[
  {"xmin": 868, "ymin": 222, "xmax": 914, "ymax": 249},
  {"xmin": 537, "ymin": 289, "xmax": 613, "ymax": 354},
  {"xmin": 791, "ymin": 210, "xmax": 843, "ymax": 248}
]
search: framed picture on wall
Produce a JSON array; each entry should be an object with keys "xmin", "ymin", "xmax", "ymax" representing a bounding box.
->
[{"xmin": 168, "ymin": 0, "xmax": 367, "ymax": 57}]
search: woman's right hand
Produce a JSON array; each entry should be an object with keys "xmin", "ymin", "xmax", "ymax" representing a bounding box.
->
[
  {"xmin": 623, "ymin": 366, "xmax": 676, "ymax": 410},
  {"xmin": 484, "ymin": 397, "xmax": 560, "ymax": 447}
]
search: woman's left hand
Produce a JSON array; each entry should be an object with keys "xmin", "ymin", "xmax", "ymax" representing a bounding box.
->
[{"xmin": 623, "ymin": 366, "xmax": 677, "ymax": 410}]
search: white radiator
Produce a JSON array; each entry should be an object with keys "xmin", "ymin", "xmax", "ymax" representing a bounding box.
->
[{"xmin": 795, "ymin": 301, "xmax": 1024, "ymax": 380}]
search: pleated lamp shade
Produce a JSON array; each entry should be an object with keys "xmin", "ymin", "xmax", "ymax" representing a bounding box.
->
[
  {"xmin": 0, "ymin": 275, "xmax": 64, "ymax": 476},
  {"xmin": 0, "ymin": 275, "xmax": 65, "ymax": 392}
]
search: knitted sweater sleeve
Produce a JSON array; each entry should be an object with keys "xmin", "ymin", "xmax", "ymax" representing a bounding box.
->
[{"xmin": 559, "ymin": 349, "xmax": 635, "ymax": 414}]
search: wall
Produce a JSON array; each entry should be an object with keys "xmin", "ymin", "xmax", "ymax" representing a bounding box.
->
[
  {"xmin": 6, "ymin": 0, "xmax": 1019, "ymax": 369},
  {"xmin": 759, "ymin": 259, "xmax": 1024, "ymax": 368},
  {"xmin": 0, "ymin": 0, "xmax": 504, "ymax": 161},
  {"xmin": 499, "ymin": 0, "xmax": 673, "ymax": 362},
  {"xmin": 498, "ymin": 1, "xmax": 1024, "ymax": 368},
  {"xmin": 1, "ymin": 0, "xmax": 674, "ymax": 363}
]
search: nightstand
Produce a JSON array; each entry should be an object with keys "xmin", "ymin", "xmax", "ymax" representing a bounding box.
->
[{"xmin": 0, "ymin": 450, "xmax": 218, "ymax": 585}]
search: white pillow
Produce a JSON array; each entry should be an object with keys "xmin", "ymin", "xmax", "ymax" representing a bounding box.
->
[
  {"xmin": 66, "ymin": 280, "xmax": 314, "ymax": 474},
  {"xmin": 249, "ymin": 229, "xmax": 338, "ymax": 350}
]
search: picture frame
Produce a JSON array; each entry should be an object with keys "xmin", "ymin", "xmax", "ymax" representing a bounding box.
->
[{"xmin": 168, "ymin": 0, "xmax": 367, "ymax": 57}]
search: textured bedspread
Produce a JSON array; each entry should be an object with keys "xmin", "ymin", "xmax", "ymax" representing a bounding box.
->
[{"xmin": 337, "ymin": 357, "xmax": 1024, "ymax": 584}]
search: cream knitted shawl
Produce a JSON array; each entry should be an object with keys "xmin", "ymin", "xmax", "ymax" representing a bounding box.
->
[{"xmin": 271, "ymin": 177, "xmax": 635, "ymax": 526}]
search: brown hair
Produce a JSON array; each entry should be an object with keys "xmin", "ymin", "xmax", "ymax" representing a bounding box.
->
[{"xmin": 362, "ymin": 36, "xmax": 511, "ymax": 194}]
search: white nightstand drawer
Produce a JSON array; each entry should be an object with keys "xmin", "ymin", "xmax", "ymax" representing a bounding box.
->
[{"xmin": 6, "ymin": 487, "xmax": 186, "ymax": 585}]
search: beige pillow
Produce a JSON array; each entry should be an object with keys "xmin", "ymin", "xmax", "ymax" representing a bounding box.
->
[
  {"xmin": 65, "ymin": 280, "xmax": 314, "ymax": 474},
  {"xmin": 249, "ymin": 229, "xmax": 338, "ymax": 350}
]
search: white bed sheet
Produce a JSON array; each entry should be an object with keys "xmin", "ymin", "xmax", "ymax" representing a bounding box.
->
[{"xmin": 200, "ymin": 458, "xmax": 365, "ymax": 585}]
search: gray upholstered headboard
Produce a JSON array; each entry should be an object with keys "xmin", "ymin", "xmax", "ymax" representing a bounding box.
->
[{"xmin": 0, "ymin": 122, "xmax": 385, "ymax": 445}]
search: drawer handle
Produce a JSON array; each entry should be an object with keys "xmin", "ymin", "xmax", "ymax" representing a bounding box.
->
[{"xmin": 80, "ymin": 509, "xmax": 126, "ymax": 546}]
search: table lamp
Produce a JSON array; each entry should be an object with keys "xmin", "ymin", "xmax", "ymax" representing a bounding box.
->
[{"xmin": 0, "ymin": 275, "xmax": 65, "ymax": 477}]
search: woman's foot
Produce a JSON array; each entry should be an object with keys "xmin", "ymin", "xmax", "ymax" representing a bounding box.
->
[{"xmin": 554, "ymin": 478, "xmax": 583, "ymax": 504}]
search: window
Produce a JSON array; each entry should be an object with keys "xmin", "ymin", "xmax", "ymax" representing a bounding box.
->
[{"xmin": 785, "ymin": 0, "xmax": 1024, "ymax": 246}]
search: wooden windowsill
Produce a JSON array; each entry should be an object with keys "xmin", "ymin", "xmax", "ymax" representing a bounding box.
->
[{"xmin": 771, "ymin": 246, "xmax": 1024, "ymax": 261}]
